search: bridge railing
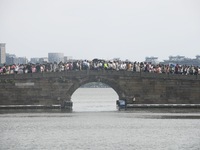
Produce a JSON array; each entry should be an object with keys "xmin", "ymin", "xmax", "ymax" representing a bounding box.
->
[
  {"xmin": 139, "ymin": 71, "xmax": 199, "ymax": 80},
  {"xmin": 0, "ymin": 70, "xmax": 199, "ymax": 80}
]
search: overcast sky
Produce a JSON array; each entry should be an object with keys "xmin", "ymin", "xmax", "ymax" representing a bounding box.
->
[{"xmin": 0, "ymin": 0, "xmax": 200, "ymax": 62}]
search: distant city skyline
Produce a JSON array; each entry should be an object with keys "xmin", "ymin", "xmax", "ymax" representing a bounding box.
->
[
  {"xmin": 0, "ymin": 0, "xmax": 200, "ymax": 62},
  {"xmin": 3, "ymin": 42, "xmax": 200, "ymax": 62},
  {"xmin": 5, "ymin": 48, "xmax": 200, "ymax": 62},
  {"xmin": 2, "ymin": 43, "xmax": 200, "ymax": 66},
  {"xmin": 3, "ymin": 43, "xmax": 200, "ymax": 62}
]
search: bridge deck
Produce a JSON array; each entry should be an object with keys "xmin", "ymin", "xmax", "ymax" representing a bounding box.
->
[{"xmin": 0, "ymin": 70, "xmax": 199, "ymax": 80}]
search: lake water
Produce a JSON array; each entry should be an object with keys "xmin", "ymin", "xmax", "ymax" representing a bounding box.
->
[{"xmin": 0, "ymin": 88, "xmax": 200, "ymax": 150}]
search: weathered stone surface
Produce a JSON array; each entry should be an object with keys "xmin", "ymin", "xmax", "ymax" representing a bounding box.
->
[{"xmin": 0, "ymin": 70, "xmax": 200, "ymax": 106}]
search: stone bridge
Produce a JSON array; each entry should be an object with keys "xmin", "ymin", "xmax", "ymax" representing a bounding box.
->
[{"xmin": 0, "ymin": 70, "xmax": 200, "ymax": 110}]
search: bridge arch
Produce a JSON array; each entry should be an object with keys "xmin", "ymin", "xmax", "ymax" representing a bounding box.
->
[{"xmin": 67, "ymin": 76, "xmax": 126, "ymax": 101}]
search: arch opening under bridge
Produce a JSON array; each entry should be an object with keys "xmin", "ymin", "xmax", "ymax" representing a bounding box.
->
[
  {"xmin": 61, "ymin": 75, "xmax": 130, "ymax": 111},
  {"xmin": 71, "ymin": 82, "xmax": 119, "ymax": 112}
]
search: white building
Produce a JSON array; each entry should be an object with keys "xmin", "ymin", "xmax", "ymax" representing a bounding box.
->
[{"xmin": 0, "ymin": 43, "xmax": 6, "ymax": 64}]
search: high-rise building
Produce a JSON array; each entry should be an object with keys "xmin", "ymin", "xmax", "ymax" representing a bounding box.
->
[
  {"xmin": 18, "ymin": 57, "xmax": 28, "ymax": 64},
  {"xmin": 6, "ymin": 53, "xmax": 29, "ymax": 65},
  {"xmin": 0, "ymin": 43, "xmax": 6, "ymax": 64},
  {"xmin": 48, "ymin": 53, "xmax": 64, "ymax": 63},
  {"xmin": 6, "ymin": 53, "xmax": 18, "ymax": 65}
]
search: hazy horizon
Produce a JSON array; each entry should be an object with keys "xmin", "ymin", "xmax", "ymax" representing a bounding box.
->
[{"xmin": 0, "ymin": 0, "xmax": 200, "ymax": 62}]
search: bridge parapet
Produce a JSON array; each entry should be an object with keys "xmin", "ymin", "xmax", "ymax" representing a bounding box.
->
[{"xmin": 0, "ymin": 70, "xmax": 199, "ymax": 80}]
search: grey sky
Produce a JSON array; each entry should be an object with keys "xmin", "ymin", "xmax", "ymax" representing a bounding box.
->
[{"xmin": 0, "ymin": 0, "xmax": 200, "ymax": 62}]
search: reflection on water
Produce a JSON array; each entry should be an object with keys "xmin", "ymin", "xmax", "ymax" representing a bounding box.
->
[{"xmin": 0, "ymin": 88, "xmax": 200, "ymax": 150}]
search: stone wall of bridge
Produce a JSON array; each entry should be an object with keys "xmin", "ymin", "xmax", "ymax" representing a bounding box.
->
[{"xmin": 0, "ymin": 70, "xmax": 200, "ymax": 107}]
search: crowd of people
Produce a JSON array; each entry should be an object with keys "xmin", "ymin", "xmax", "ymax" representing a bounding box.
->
[{"xmin": 0, "ymin": 59, "xmax": 200, "ymax": 75}]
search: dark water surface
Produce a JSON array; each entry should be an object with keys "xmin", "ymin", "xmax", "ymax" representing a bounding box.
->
[{"xmin": 1, "ymin": 88, "xmax": 200, "ymax": 150}]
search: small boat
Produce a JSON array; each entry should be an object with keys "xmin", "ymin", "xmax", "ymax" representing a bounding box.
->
[{"xmin": 116, "ymin": 99, "xmax": 127, "ymax": 111}]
